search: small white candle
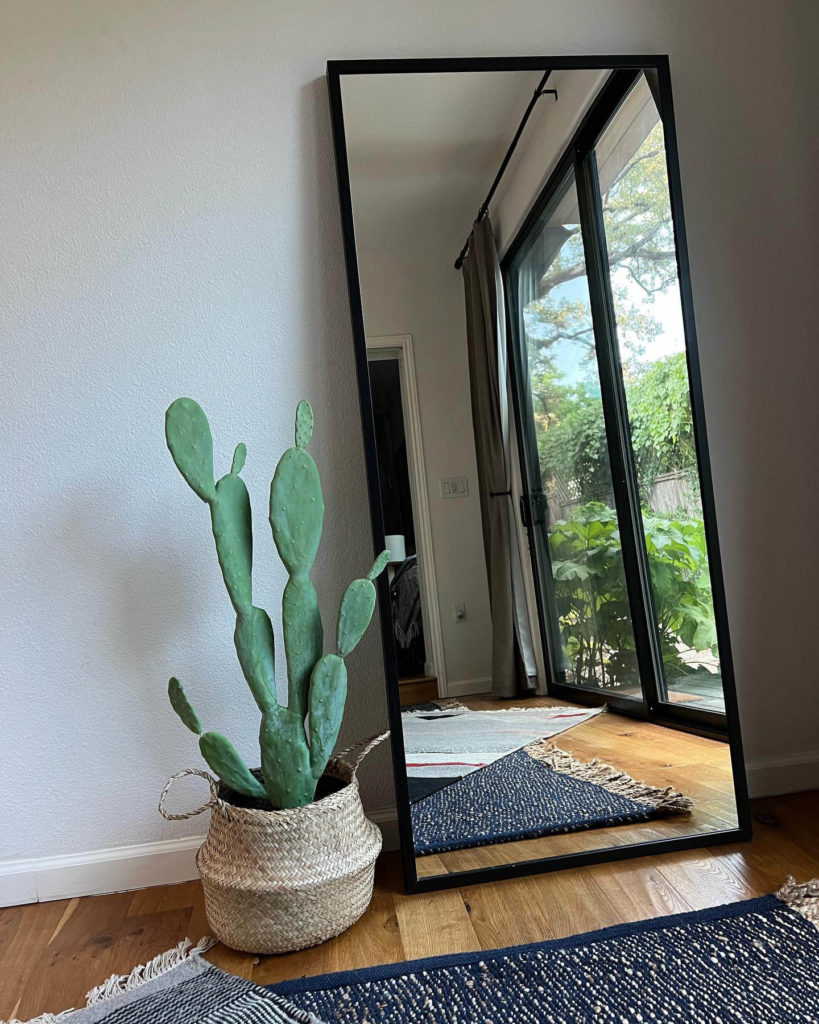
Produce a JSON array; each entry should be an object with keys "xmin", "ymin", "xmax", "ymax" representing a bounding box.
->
[{"xmin": 384, "ymin": 534, "xmax": 406, "ymax": 562}]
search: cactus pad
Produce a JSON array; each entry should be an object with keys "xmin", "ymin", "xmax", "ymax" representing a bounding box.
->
[
  {"xmin": 165, "ymin": 398, "xmax": 216, "ymax": 502},
  {"xmin": 269, "ymin": 447, "xmax": 324, "ymax": 575},
  {"xmin": 308, "ymin": 654, "xmax": 347, "ymax": 778},
  {"xmin": 295, "ymin": 400, "xmax": 314, "ymax": 448},
  {"xmin": 260, "ymin": 708, "xmax": 316, "ymax": 807},
  {"xmin": 367, "ymin": 549, "xmax": 391, "ymax": 580},
  {"xmin": 337, "ymin": 578, "xmax": 377, "ymax": 657},
  {"xmin": 199, "ymin": 732, "xmax": 267, "ymax": 800},
  {"xmin": 211, "ymin": 473, "xmax": 253, "ymax": 612},
  {"xmin": 234, "ymin": 607, "xmax": 277, "ymax": 712},
  {"xmin": 282, "ymin": 576, "xmax": 323, "ymax": 721},
  {"xmin": 168, "ymin": 677, "xmax": 203, "ymax": 735},
  {"xmin": 231, "ymin": 442, "xmax": 247, "ymax": 474}
]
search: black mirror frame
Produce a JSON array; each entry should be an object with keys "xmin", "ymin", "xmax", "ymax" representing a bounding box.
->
[{"xmin": 326, "ymin": 55, "xmax": 751, "ymax": 894}]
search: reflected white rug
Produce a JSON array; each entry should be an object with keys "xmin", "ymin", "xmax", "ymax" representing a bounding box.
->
[{"xmin": 401, "ymin": 704, "xmax": 603, "ymax": 801}]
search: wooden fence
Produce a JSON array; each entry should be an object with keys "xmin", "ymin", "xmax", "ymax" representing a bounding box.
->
[{"xmin": 546, "ymin": 468, "xmax": 701, "ymax": 524}]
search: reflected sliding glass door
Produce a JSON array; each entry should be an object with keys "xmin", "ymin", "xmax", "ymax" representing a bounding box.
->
[{"xmin": 506, "ymin": 70, "xmax": 728, "ymax": 730}]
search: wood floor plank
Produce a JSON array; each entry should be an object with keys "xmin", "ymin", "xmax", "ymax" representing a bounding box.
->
[
  {"xmin": 127, "ymin": 880, "xmax": 200, "ymax": 918},
  {"xmin": 521, "ymin": 866, "xmax": 622, "ymax": 940},
  {"xmin": 12, "ymin": 891, "xmax": 133, "ymax": 1020},
  {"xmin": 585, "ymin": 859, "xmax": 694, "ymax": 920},
  {"xmin": 654, "ymin": 851, "xmax": 754, "ymax": 910},
  {"xmin": 0, "ymin": 900, "xmax": 67, "ymax": 1020},
  {"xmin": 393, "ymin": 888, "xmax": 480, "ymax": 960},
  {"xmin": 461, "ymin": 874, "xmax": 559, "ymax": 948}
]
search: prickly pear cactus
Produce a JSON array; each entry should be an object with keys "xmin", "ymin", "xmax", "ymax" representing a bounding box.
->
[{"xmin": 164, "ymin": 397, "xmax": 388, "ymax": 809}]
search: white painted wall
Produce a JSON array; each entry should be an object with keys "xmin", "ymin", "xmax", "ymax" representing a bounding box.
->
[
  {"xmin": 356, "ymin": 227, "xmax": 494, "ymax": 688},
  {"xmin": 1, "ymin": 0, "xmax": 818, "ymax": 884}
]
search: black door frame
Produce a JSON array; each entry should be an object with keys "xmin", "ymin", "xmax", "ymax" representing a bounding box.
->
[
  {"xmin": 327, "ymin": 55, "xmax": 750, "ymax": 895},
  {"xmin": 504, "ymin": 67, "xmax": 733, "ymax": 738}
]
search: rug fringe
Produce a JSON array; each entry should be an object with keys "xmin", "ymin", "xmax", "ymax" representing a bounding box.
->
[
  {"xmin": 0, "ymin": 937, "xmax": 217, "ymax": 1024},
  {"xmin": 776, "ymin": 876, "xmax": 819, "ymax": 929},
  {"xmin": 85, "ymin": 936, "xmax": 218, "ymax": 1005},
  {"xmin": 526, "ymin": 741, "xmax": 693, "ymax": 816}
]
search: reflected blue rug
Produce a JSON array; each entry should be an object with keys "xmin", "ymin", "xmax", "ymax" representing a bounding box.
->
[
  {"xmin": 271, "ymin": 880, "xmax": 819, "ymax": 1024},
  {"xmin": 410, "ymin": 743, "xmax": 692, "ymax": 855}
]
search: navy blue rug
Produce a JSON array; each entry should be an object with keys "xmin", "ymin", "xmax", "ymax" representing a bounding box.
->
[
  {"xmin": 410, "ymin": 744, "xmax": 691, "ymax": 855},
  {"xmin": 270, "ymin": 882, "xmax": 819, "ymax": 1023}
]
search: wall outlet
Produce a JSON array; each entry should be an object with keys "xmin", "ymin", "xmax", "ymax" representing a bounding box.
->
[
  {"xmin": 440, "ymin": 476, "xmax": 468, "ymax": 499},
  {"xmin": 454, "ymin": 602, "xmax": 466, "ymax": 622}
]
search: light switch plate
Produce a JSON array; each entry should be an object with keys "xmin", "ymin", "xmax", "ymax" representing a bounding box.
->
[{"xmin": 440, "ymin": 476, "xmax": 469, "ymax": 499}]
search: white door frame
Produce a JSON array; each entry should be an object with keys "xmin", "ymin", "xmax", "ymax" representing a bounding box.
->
[{"xmin": 367, "ymin": 334, "xmax": 447, "ymax": 697}]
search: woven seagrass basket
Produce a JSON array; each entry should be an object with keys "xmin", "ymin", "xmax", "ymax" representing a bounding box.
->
[{"xmin": 159, "ymin": 733, "xmax": 386, "ymax": 954}]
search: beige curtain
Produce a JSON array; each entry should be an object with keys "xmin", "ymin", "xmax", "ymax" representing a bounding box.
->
[{"xmin": 462, "ymin": 217, "xmax": 538, "ymax": 698}]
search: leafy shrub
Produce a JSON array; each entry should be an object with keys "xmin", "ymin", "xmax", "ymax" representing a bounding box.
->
[
  {"xmin": 548, "ymin": 501, "xmax": 717, "ymax": 689},
  {"xmin": 533, "ymin": 352, "xmax": 696, "ymax": 499}
]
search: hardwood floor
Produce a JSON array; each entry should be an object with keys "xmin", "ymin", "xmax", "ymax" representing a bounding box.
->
[
  {"xmin": 416, "ymin": 696, "xmax": 737, "ymax": 877},
  {"xmin": 1, "ymin": 790, "xmax": 817, "ymax": 1021}
]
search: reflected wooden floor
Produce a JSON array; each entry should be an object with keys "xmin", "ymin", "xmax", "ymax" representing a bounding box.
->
[
  {"xmin": 415, "ymin": 695, "xmax": 737, "ymax": 878},
  {"xmin": 0, "ymin": 792, "xmax": 815, "ymax": 1021}
]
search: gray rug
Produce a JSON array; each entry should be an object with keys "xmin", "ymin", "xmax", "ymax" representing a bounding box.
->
[{"xmin": 3, "ymin": 941, "xmax": 323, "ymax": 1024}]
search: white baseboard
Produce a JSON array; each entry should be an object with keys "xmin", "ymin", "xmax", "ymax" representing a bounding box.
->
[
  {"xmin": 746, "ymin": 749, "xmax": 819, "ymax": 798},
  {"xmin": 445, "ymin": 676, "xmax": 492, "ymax": 697},
  {"xmin": 0, "ymin": 835, "xmax": 204, "ymax": 907},
  {"xmin": 0, "ymin": 810, "xmax": 402, "ymax": 908}
]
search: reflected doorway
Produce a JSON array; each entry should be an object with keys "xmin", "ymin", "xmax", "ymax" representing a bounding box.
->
[{"xmin": 367, "ymin": 337, "xmax": 445, "ymax": 706}]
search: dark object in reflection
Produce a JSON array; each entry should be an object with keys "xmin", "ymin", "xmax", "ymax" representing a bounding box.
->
[{"xmin": 391, "ymin": 555, "xmax": 425, "ymax": 677}]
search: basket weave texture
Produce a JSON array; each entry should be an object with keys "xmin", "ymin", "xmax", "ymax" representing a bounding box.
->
[{"xmin": 159, "ymin": 735, "xmax": 386, "ymax": 954}]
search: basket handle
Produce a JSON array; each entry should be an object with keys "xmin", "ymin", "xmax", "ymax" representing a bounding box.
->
[
  {"xmin": 332, "ymin": 731, "xmax": 390, "ymax": 773},
  {"xmin": 159, "ymin": 768, "xmax": 219, "ymax": 820}
]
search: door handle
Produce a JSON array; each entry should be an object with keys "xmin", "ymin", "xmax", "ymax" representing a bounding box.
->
[{"xmin": 519, "ymin": 494, "xmax": 530, "ymax": 529}]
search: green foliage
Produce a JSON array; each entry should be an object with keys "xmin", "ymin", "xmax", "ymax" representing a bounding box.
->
[
  {"xmin": 515, "ymin": 102, "xmax": 715, "ymax": 694},
  {"xmin": 164, "ymin": 397, "xmax": 388, "ymax": 809},
  {"xmin": 628, "ymin": 352, "xmax": 696, "ymax": 483},
  {"xmin": 549, "ymin": 501, "xmax": 717, "ymax": 689},
  {"xmin": 533, "ymin": 354, "xmax": 696, "ymax": 500},
  {"xmin": 521, "ymin": 113, "xmax": 693, "ymax": 503},
  {"xmin": 537, "ymin": 380, "xmax": 612, "ymax": 500}
]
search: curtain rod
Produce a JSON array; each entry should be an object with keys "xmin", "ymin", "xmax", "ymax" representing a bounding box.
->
[{"xmin": 454, "ymin": 70, "xmax": 558, "ymax": 270}]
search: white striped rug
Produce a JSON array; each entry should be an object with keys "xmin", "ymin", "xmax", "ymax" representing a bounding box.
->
[{"xmin": 401, "ymin": 704, "xmax": 603, "ymax": 782}]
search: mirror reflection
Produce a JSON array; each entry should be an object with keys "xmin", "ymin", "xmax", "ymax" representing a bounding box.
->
[{"xmin": 339, "ymin": 64, "xmax": 743, "ymax": 880}]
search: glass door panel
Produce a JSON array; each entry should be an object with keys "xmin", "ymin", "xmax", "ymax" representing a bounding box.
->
[
  {"xmin": 594, "ymin": 75, "xmax": 725, "ymax": 714},
  {"xmin": 511, "ymin": 171, "xmax": 642, "ymax": 700}
]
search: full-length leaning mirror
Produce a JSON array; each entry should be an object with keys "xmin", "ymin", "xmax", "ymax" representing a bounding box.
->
[{"xmin": 328, "ymin": 57, "xmax": 750, "ymax": 892}]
